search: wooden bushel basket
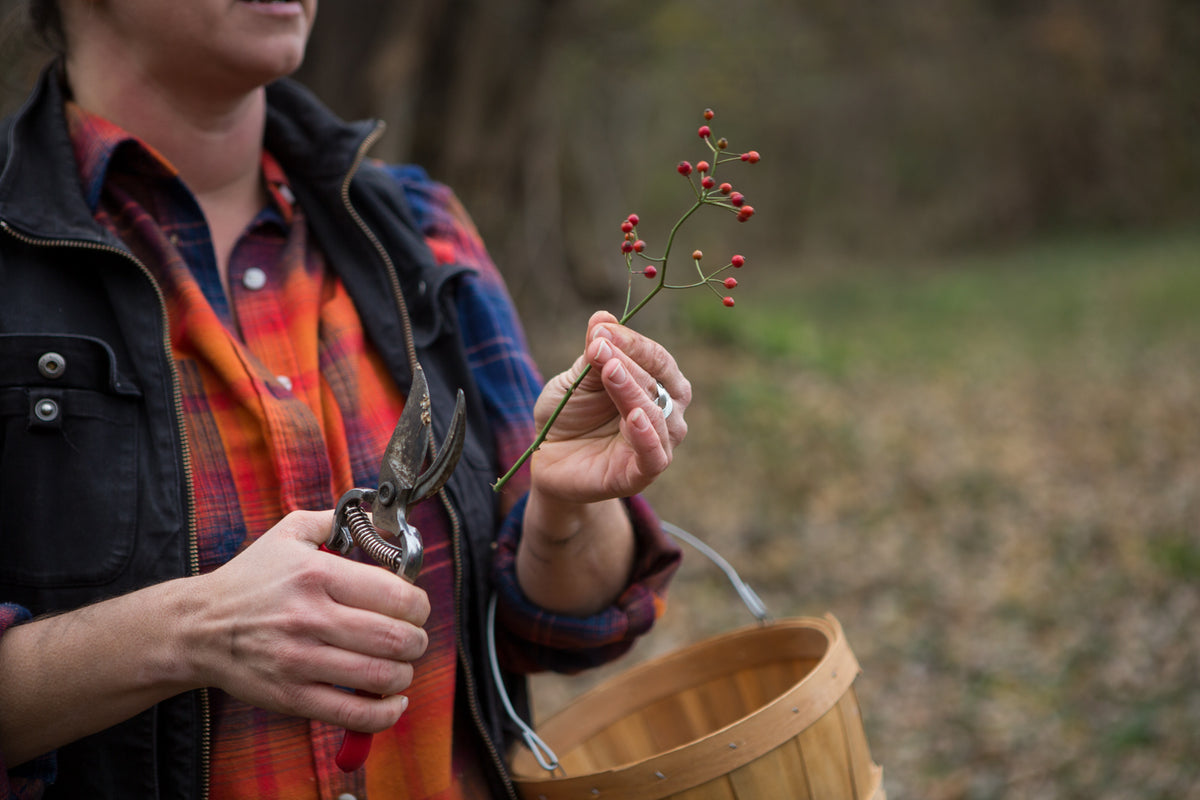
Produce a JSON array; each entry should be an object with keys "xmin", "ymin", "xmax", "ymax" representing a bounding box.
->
[{"xmin": 509, "ymin": 613, "xmax": 884, "ymax": 800}]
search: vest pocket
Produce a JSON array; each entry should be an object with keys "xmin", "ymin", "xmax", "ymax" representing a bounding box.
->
[{"xmin": 0, "ymin": 334, "xmax": 141, "ymax": 588}]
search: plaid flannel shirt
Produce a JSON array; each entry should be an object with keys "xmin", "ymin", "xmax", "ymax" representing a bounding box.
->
[{"xmin": 0, "ymin": 100, "xmax": 679, "ymax": 800}]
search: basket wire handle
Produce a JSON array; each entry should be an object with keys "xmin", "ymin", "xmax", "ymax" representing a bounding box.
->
[
  {"xmin": 659, "ymin": 520, "xmax": 771, "ymax": 624},
  {"xmin": 490, "ymin": 519, "xmax": 771, "ymax": 775},
  {"xmin": 487, "ymin": 593, "xmax": 562, "ymax": 773}
]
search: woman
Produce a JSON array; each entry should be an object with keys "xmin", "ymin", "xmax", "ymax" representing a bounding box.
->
[{"xmin": 0, "ymin": 0, "xmax": 689, "ymax": 797}]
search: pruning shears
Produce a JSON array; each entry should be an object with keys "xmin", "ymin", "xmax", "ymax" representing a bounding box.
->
[{"xmin": 320, "ymin": 364, "xmax": 467, "ymax": 772}]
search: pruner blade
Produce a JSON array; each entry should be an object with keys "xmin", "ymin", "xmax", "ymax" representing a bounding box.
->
[
  {"xmin": 325, "ymin": 364, "xmax": 467, "ymax": 582},
  {"xmin": 371, "ymin": 365, "xmax": 467, "ymax": 552}
]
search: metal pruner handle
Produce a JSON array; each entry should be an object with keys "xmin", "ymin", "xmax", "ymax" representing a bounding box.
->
[{"xmin": 327, "ymin": 489, "xmax": 424, "ymax": 583}]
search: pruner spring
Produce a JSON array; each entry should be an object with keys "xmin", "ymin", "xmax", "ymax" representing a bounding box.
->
[{"xmin": 324, "ymin": 364, "xmax": 467, "ymax": 584}]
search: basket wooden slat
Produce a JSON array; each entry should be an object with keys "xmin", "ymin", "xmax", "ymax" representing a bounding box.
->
[{"xmin": 511, "ymin": 615, "xmax": 884, "ymax": 800}]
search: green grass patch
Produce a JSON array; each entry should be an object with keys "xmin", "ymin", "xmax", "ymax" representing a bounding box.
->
[
  {"xmin": 1148, "ymin": 534, "xmax": 1200, "ymax": 580},
  {"xmin": 680, "ymin": 229, "xmax": 1200, "ymax": 375}
]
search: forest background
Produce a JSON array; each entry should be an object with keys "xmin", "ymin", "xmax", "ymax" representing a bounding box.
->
[{"xmin": 3, "ymin": 1, "xmax": 1199, "ymax": 798}]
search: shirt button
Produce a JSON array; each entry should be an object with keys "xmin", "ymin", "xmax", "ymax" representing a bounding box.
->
[
  {"xmin": 337, "ymin": 794, "xmax": 358, "ymax": 800},
  {"xmin": 276, "ymin": 375, "xmax": 293, "ymax": 392},
  {"xmin": 242, "ymin": 267, "xmax": 268, "ymax": 291}
]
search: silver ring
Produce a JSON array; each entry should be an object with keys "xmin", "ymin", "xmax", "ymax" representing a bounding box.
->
[{"xmin": 654, "ymin": 382, "xmax": 674, "ymax": 419}]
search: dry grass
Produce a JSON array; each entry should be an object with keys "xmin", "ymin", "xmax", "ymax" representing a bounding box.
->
[{"xmin": 523, "ymin": 231, "xmax": 1200, "ymax": 799}]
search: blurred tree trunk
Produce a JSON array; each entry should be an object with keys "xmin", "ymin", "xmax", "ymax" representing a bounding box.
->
[{"xmin": 295, "ymin": 0, "xmax": 601, "ymax": 335}]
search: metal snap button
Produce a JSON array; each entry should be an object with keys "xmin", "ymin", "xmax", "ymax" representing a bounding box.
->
[
  {"xmin": 34, "ymin": 398, "xmax": 60, "ymax": 422},
  {"xmin": 276, "ymin": 375, "xmax": 293, "ymax": 392},
  {"xmin": 38, "ymin": 352, "xmax": 66, "ymax": 379}
]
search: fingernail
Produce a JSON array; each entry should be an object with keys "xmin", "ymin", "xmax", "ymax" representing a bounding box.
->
[
  {"xmin": 631, "ymin": 407, "xmax": 650, "ymax": 430},
  {"xmin": 595, "ymin": 339, "xmax": 613, "ymax": 361},
  {"xmin": 610, "ymin": 362, "xmax": 628, "ymax": 384},
  {"xmin": 400, "ymin": 695, "xmax": 410, "ymax": 714},
  {"xmin": 592, "ymin": 325, "xmax": 614, "ymax": 342}
]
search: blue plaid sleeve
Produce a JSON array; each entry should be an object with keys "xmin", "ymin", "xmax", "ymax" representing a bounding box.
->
[{"xmin": 389, "ymin": 165, "xmax": 681, "ymax": 673}]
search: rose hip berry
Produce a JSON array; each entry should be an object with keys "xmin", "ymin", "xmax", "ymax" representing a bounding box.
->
[
  {"xmin": 737, "ymin": 205, "xmax": 756, "ymax": 222},
  {"xmin": 692, "ymin": 249, "xmax": 704, "ymax": 260},
  {"xmin": 731, "ymin": 254, "xmax": 746, "ymax": 268},
  {"xmin": 643, "ymin": 265, "xmax": 658, "ymax": 279},
  {"xmin": 701, "ymin": 176, "xmax": 715, "ymax": 189},
  {"xmin": 677, "ymin": 161, "xmax": 693, "ymax": 176},
  {"xmin": 633, "ymin": 240, "xmax": 646, "ymax": 253},
  {"xmin": 723, "ymin": 296, "xmax": 736, "ymax": 307},
  {"xmin": 621, "ymin": 241, "xmax": 634, "ymax": 253},
  {"xmin": 698, "ymin": 125, "xmax": 711, "ymax": 139},
  {"xmin": 740, "ymin": 151, "xmax": 761, "ymax": 163},
  {"xmin": 720, "ymin": 183, "xmax": 733, "ymax": 195},
  {"xmin": 704, "ymin": 108, "xmax": 715, "ymax": 120},
  {"xmin": 627, "ymin": 213, "xmax": 640, "ymax": 226},
  {"xmin": 724, "ymin": 277, "xmax": 738, "ymax": 289},
  {"xmin": 730, "ymin": 192, "xmax": 745, "ymax": 207},
  {"xmin": 621, "ymin": 220, "xmax": 634, "ymax": 233},
  {"xmin": 697, "ymin": 160, "xmax": 710, "ymax": 173}
]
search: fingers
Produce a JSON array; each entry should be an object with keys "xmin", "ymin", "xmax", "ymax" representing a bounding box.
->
[
  {"xmin": 282, "ymin": 682, "xmax": 411, "ymax": 735},
  {"xmin": 586, "ymin": 317, "xmax": 691, "ymax": 441},
  {"xmin": 192, "ymin": 515, "xmax": 434, "ymax": 731},
  {"xmin": 322, "ymin": 555, "xmax": 432, "ymax": 629}
]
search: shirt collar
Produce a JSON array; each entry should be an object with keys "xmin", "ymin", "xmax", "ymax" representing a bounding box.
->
[
  {"xmin": 65, "ymin": 100, "xmax": 298, "ymax": 224},
  {"xmin": 260, "ymin": 149, "xmax": 296, "ymax": 226},
  {"xmin": 65, "ymin": 100, "xmax": 178, "ymax": 212}
]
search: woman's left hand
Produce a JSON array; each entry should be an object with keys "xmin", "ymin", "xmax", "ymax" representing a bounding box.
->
[{"xmin": 530, "ymin": 311, "xmax": 691, "ymax": 504}]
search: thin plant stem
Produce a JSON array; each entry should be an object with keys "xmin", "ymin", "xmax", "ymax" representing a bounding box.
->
[{"xmin": 492, "ymin": 198, "xmax": 705, "ymax": 492}]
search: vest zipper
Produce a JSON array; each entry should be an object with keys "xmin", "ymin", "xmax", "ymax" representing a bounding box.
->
[
  {"xmin": 0, "ymin": 219, "xmax": 211, "ymax": 800},
  {"xmin": 338, "ymin": 127, "xmax": 521, "ymax": 800}
]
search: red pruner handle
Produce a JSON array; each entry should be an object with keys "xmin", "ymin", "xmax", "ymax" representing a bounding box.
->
[{"xmin": 336, "ymin": 726, "xmax": 374, "ymax": 772}]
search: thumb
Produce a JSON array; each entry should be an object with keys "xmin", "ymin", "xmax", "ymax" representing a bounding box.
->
[{"xmin": 275, "ymin": 509, "xmax": 337, "ymax": 547}]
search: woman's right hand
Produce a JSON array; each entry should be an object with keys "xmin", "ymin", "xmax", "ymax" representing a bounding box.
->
[
  {"xmin": 185, "ymin": 510, "xmax": 430, "ymax": 734},
  {"xmin": 0, "ymin": 510, "xmax": 429, "ymax": 768}
]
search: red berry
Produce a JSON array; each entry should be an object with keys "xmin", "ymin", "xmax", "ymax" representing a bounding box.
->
[
  {"xmin": 704, "ymin": 108, "xmax": 715, "ymax": 120},
  {"xmin": 633, "ymin": 240, "xmax": 646, "ymax": 253},
  {"xmin": 621, "ymin": 220, "xmax": 634, "ymax": 233},
  {"xmin": 621, "ymin": 241, "xmax": 634, "ymax": 253},
  {"xmin": 677, "ymin": 161, "xmax": 693, "ymax": 176},
  {"xmin": 643, "ymin": 265, "xmax": 658, "ymax": 279},
  {"xmin": 627, "ymin": 213, "xmax": 640, "ymax": 226},
  {"xmin": 730, "ymin": 192, "xmax": 745, "ymax": 207},
  {"xmin": 737, "ymin": 205, "xmax": 756, "ymax": 222},
  {"xmin": 719, "ymin": 182, "xmax": 733, "ymax": 195},
  {"xmin": 625, "ymin": 232, "xmax": 635, "ymax": 241},
  {"xmin": 698, "ymin": 125, "xmax": 711, "ymax": 139},
  {"xmin": 701, "ymin": 176, "xmax": 715, "ymax": 189},
  {"xmin": 697, "ymin": 160, "xmax": 710, "ymax": 173},
  {"xmin": 740, "ymin": 151, "xmax": 761, "ymax": 163},
  {"xmin": 723, "ymin": 296, "xmax": 735, "ymax": 307},
  {"xmin": 692, "ymin": 249, "xmax": 704, "ymax": 261},
  {"xmin": 724, "ymin": 277, "xmax": 738, "ymax": 289},
  {"xmin": 731, "ymin": 254, "xmax": 746, "ymax": 268}
]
